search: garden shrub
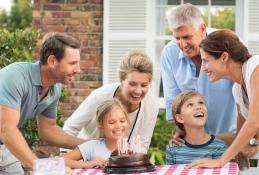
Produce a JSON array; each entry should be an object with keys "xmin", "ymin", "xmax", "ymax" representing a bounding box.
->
[
  {"xmin": 148, "ymin": 110, "xmax": 175, "ymax": 165},
  {"xmin": 0, "ymin": 28, "xmax": 38, "ymax": 68}
]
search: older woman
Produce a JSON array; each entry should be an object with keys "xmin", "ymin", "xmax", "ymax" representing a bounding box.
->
[
  {"xmin": 189, "ymin": 29, "xmax": 259, "ymax": 168},
  {"xmin": 63, "ymin": 49, "xmax": 159, "ymax": 153}
]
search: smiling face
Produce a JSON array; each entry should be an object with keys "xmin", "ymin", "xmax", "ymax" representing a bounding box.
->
[
  {"xmin": 173, "ymin": 25, "xmax": 206, "ymax": 59},
  {"xmin": 100, "ymin": 108, "xmax": 129, "ymax": 141},
  {"xmin": 120, "ymin": 71, "xmax": 150, "ymax": 106},
  {"xmin": 51, "ymin": 47, "xmax": 81, "ymax": 85},
  {"xmin": 175, "ymin": 95, "xmax": 208, "ymax": 129},
  {"xmin": 200, "ymin": 48, "xmax": 227, "ymax": 82}
]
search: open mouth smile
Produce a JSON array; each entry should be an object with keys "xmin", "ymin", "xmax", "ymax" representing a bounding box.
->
[{"xmin": 194, "ymin": 112, "xmax": 204, "ymax": 118}]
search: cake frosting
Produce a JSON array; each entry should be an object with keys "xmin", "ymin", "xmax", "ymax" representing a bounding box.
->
[{"xmin": 108, "ymin": 153, "xmax": 149, "ymax": 167}]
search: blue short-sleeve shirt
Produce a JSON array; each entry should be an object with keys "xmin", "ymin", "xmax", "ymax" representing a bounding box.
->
[{"xmin": 0, "ymin": 61, "xmax": 61, "ymax": 127}]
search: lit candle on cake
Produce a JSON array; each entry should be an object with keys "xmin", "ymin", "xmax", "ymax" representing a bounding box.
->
[
  {"xmin": 125, "ymin": 138, "xmax": 128, "ymax": 154},
  {"xmin": 117, "ymin": 139, "xmax": 121, "ymax": 155},
  {"xmin": 136, "ymin": 135, "xmax": 141, "ymax": 153},
  {"xmin": 132, "ymin": 137, "xmax": 135, "ymax": 153},
  {"xmin": 123, "ymin": 138, "xmax": 127, "ymax": 154},
  {"xmin": 122, "ymin": 138, "xmax": 124, "ymax": 154}
]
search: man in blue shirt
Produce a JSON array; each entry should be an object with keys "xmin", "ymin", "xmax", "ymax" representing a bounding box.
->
[
  {"xmin": 161, "ymin": 3, "xmax": 236, "ymax": 135},
  {"xmin": 0, "ymin": 33, "xmax": 84, "ymax": 174}
]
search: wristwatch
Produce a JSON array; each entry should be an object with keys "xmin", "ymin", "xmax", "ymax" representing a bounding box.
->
[{"xmin": 249, "ymin": 138, "xmax": 259, "ymax": 146}]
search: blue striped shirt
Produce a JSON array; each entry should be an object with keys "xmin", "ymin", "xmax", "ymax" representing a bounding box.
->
[{"xmin": 166, "ymin": 135, "xmax": 228, "ymax": 164}]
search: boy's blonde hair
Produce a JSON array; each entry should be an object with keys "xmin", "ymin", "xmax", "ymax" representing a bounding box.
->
[
  {"xmin": 118, "ymin": 49, "xmax": 153, "ymax": 82},
  {"xmin": 96, "ymin": 99, "xmax": 128, "ymax": 131},
  {"xmin": 172, "ymin": 91, "xmax": 206, "ymax": 134}
]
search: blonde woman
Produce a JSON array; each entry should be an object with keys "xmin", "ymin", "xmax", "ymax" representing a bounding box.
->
[{"xmin": 63, "ymin": 50, "xmax": 159, "ymax": 153}]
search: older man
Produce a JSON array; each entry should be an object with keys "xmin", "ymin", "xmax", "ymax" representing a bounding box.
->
[
  {"xmin": 161, "ymin": 3, "xmax": 236, "ymax": 135},
  {"xmin": 0, "ymin": 33, "xmax": 84, "ymax": 174}
]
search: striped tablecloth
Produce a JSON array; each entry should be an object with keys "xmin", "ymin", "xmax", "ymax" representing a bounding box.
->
[{"xmin": 73, "ymin": 162, "xmax": 239, "ymax": 175}]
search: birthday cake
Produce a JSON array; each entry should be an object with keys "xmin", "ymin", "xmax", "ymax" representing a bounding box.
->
[
  {"xmin": 108, "ymin": 151, "xmax": 150, "ymax": 167},
  {"xmin": 104, "ymin": 151, "xmax": 154, "ymax": 174},
  {"xmin": 103, "ymin": 137, "xmax": 154, "ymax": 173}
]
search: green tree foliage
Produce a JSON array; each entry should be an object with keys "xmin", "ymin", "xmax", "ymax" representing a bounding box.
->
[
  {"xmin": 204, "ymin": 8, "xmax": 235, "ymax": 31},
  {"xmin": 0, "ymin": 0, "xmax": 32, "ymax": 31},
  {"xmin": 0, "ymin": 29, "xmax": 39, "ymax": 68},
  {"xmin": 212, "ymin": 8, "xmax": 235, "ymax": 30},
  {"xmin": 148, "ymin": 111, "xmax": 174, "ymax": 165}
]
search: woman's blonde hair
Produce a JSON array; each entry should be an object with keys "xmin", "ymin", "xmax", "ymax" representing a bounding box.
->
[
  {"xmin": 119, "ymin": 49, "xmax": 153, "ymax": 82},
  {"xmin": 96, "ymin": 99, "xmax": 128, "ymax": 132}
]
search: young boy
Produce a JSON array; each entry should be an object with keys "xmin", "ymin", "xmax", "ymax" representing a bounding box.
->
[{"xmin": 166, "ymin": 91, "xmax": 228, "ymax": 164}]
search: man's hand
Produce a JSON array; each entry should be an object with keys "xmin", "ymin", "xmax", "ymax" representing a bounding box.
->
[
  {"xmin": 241, "ymin": 145, "xmax": 258, "ymax": 158},
  {"xmin": 235, "ymin": 152, "xmax": 249, "ymax": 171},
  {"xmin": 169, "ymin": 127, "xmax": 185, "ymax": 145},
  {"xmin": 65, "ymin": 166, "xmax": 76, "ymax": 175}
]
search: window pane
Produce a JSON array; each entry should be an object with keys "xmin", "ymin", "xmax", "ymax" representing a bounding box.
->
[
  {"xmin": 211, "ymin": 0, "xmax": 235, "ymax": 6},
  {"xmin": 156, "ymin": 39, "xmax": 172, "ymax": 97},
  {"xmin": 156, "ymin": 0, "xmax": 180, "ymax": 5},
  {"xmin": 159, "ymin": 79, "xmax": 164, "ymax": 97},
  {"xmin": 199, "ymin": 7, "xmax": 209, "ymax": 26},
  {"xmin": 211, "ymin": 7, "xmax": 235, "ymax": 30},
  {"xmin": 156, "ymin": 6, "xmax": 168, "ymax": 35},
  {"xmin": 184, "ymin": 0, "xmax": 208, "ymax": 5},
  {"xmin": 167, "ymin": 0, "xmax": 181, "ymax": 5}
]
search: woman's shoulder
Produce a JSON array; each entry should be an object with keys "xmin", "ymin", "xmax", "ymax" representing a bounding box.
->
[
  {"xmin": 142, "ymin": 89, "xmax": 158, "ymax": 104},
  {"xmin": 245, "ymin": 55, "xmax": 259, "ymax": 73},
  {"xmin": 85, "ymin": 83, "xmax": 119, "ymax": 102},
  {"xmin": 141, "ymin": 89, "xmax": 159, "ymax": 114},
  {"xmin": 92, "ymin": 83, "xmax": 118, "ymax": 92}
]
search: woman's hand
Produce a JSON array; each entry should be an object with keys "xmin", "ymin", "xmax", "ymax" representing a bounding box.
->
[{"xmin": 188, "ymin": 158, "xmax": 224, "ymax": 169}]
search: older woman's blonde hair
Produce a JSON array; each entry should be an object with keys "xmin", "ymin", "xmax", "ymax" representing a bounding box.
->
[{"xmin": 118, "ymin": 49, "xmax": 153, "ymax": 82}]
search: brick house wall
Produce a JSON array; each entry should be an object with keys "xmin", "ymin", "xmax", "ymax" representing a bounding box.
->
[{"xmin": 32, "ymin": 0, "xmax": 103, "ymax": 153}]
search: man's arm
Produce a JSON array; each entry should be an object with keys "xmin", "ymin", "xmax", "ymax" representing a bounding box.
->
[
  {"xmin": 0, "ymin": 105, "xmax": 38, "ymax": 169},
  {"xmin": 37, "ymin": 115, "xmax": 84, "ymax": 149},
  {"xmin": 160, "ymin": 43, "xmax": 181, "ymax": 121}
]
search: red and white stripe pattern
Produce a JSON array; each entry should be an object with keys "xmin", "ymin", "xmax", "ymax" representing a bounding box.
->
[{"xmin": 73, "ymin": 162, "xmax": 239, "ymax": 175}]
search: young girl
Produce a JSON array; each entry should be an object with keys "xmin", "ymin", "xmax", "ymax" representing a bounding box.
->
[
  {"xmin": 63, "ymin": 99, "xmax": 129, "ymax": 168},
  {"xmin": 166, "ymin": 91, "xmax": 228, "ymax": 164}
]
